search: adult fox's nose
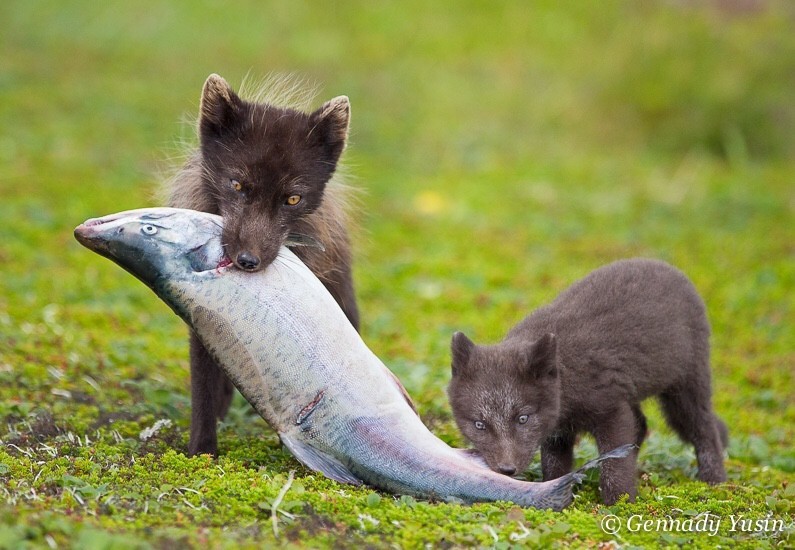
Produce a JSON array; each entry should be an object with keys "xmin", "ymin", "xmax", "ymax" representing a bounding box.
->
[
  {"xmin": 497, "ymin": 465, "xmax": 517, "ymax": 476},
  {"xmin": 236, "ymin": 251, "xmax": 261, "ymax": 271}
]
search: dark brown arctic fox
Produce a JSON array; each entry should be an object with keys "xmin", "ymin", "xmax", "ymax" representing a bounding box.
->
[
  {"xmin": 168, "ymin": 74, "xmax": 360, "ymax": 456},
  {"xmin": 448, "ymin": 258, "xmax": 728, "ymax": 504}
]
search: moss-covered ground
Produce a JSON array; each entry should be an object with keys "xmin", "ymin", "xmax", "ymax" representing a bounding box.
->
[{"xmin": 1, "ymin": 1, "xmax": 793, "ymax": 548}]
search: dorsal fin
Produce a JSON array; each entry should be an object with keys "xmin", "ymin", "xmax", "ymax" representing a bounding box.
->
[{"xmin": 383, "ymin": 368, "xmax": 419, "ymax": 416}]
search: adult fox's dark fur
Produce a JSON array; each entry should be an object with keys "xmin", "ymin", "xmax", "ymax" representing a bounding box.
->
[{"xmin": 168, "ymin": 74, "xmax": 360, "ymax": 456}]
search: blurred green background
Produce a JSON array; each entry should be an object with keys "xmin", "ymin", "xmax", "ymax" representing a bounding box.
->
[{"xmin": 0, "ymin": 1, "xmax": 793, "ymax": 548}]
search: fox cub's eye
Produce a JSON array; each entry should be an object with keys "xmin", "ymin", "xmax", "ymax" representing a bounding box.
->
[
  {"xmin": 285, "ymin": 194, "xmax": 302, "ymax": 206},
  {"xmin": 517, "ymin": 415, "xmax": 529, "ymax": 425},
  {"xmin": 230, "ymin": 179, "xmax": 243, "ymax": 192},
  {"xmin": 474, "ymin": 420, "xmax": 486, "ymax": 431}
]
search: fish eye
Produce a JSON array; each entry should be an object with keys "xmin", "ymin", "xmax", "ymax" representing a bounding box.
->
[
  {"xmin": 141, "ymin": 225, "xmax": 158, "ymax": 235},
  {"xmin": 230, "ymin": 179, "xmax": 243, "ymax": 192},
  {"xmin": 285, "ymin": 194, "xmax": 302, "ymax": 206},
  {"xmin": 517, "ymin": 414, "xmax": 529, "ymax": 425},
  {"xmin": 474, "ymin": 420, "xmax": 486, "ymax": 431}
]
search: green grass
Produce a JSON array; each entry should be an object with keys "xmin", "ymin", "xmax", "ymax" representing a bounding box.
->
[{"xmin": 1, "ymin": 0, "xmax": 793, "ymax": 548}]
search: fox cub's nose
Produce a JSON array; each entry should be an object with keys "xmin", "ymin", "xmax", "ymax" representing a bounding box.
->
[
  {"xmin": 236, "ymin": 252, "xmax": 261, "ymax": 271},
  {"xmin": 497, "ymin": 465, "xmax": 517, "ymax": 476}
]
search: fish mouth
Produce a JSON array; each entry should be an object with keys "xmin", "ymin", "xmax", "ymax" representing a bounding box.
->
[
  {"xmin": 74, "ymin": 218, "xmax": 113, "ymax": 252},
  {"xmin": 78, "ymin": 209, "xmax": 165, "ymax": 231},
  {"xmin": 82, "ymin": 212, "xmax": 126, "ymax": 227},
  {"xmin": 74, "ymin": 211, "xmax": 145, "ymax": 250},
  {"xmin": 74, "ymin": 209, "xmax": 173, "ymax": 262},
  {"xmin": 74, "ymin": 211, "xmax": 136, "ymax": 252}
]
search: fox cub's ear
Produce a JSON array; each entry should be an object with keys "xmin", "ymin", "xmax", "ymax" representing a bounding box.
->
[
  {"xmin": 199, "ymin": 74, "xmax": 244, "ymax": 137},
  {"xmin": 309, "ymin": 96, "xmax": 351, "ymax": 162},
  {"xmin": 526, "ymin": 333, "xmax": 558, "ymax": 379},
  {"xmin": 451, "ymin": 332, "xmax": 476, "ymax": 376}
]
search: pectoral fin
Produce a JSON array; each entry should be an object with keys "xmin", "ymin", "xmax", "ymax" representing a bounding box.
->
[{"xmin": 279, "ymin": 433, "xmax": 362, "ymax": 485}]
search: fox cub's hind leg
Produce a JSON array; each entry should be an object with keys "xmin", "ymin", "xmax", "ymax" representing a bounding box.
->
[{"xmin": 659, "ymin": 383, "xmax": 727, "ymax": 484}]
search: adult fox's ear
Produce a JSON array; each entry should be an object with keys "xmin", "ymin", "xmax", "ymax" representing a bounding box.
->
[
  {"xmin": 199, "ymin": 74, "xmax": 244, "ymax": 138},
  {"xmin": 451, "ymin": 331, "xmax": 476, "ymax": 377},
  {"xmin": 309, "ymin": 95, "xmax": 350, "ymax": 164},
  {"xmin": 525, "ymin": 333, "xmax": 558, "ymax": 379}
]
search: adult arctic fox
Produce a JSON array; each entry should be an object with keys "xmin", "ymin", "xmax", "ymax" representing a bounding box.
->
[{"xmin": 168, "ymin": 74, "xmax": 359, "ymax": 456}]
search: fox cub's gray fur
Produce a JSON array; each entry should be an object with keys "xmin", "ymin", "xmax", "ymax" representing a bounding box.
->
[
  {"xmin": 448, "ymin": 259, "xmax": 727, "ymax": 504},
  {"xmin": 168, "ymin": 74, "xmax": 359, "ymax": 456}
]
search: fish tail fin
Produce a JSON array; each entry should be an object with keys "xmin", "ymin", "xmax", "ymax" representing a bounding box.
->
[
  {"xmin": 527, "ymin": 472, "xmax": 582, "ymax": 511},
  {"xmin": 575, "ymin": 443, "xmax": 636, "ymax": 475},
  {"xmin": 522, "ymin": 443, "xmax": 636, "ymax": 511}
]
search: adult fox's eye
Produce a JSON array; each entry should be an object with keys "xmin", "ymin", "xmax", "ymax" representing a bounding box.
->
[
  {"xmin": 517, "ymin": 415, "xmax": 529, "ymax": 425},
  {"xmin": 285, "ymin": 194, "xmax": 302, "ymax": 206},
  {"xmin": 474, "ymin": 420, "xmax": 486, "ymax": 430}
]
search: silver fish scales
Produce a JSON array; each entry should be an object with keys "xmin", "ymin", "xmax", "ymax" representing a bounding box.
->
[{"xmin": 75, "ymin": 207, "xmax": 630, "ymax": 510}]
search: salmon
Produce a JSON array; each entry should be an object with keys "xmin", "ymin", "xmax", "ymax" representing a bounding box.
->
[{"xmin": 74, "ymin": 207, "xmax": 630, "ymax": 510}]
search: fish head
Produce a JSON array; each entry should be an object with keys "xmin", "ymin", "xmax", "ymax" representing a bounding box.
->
[
  {"xmin": 448, "ymin": 332, "xmax": 561, "ymax": 477},
  {"xmin": 74, "ymin": 207, "xmax": 226, "ymax": 287}
]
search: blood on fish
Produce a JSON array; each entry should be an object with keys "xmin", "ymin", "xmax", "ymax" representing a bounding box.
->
[
  {"xmin": 216, "ymin": 257, "xmax": 233, "ymax": 273},
  {"xmin": 296, "ymin": 390, "xmax": 325, "ymax": 425}
]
